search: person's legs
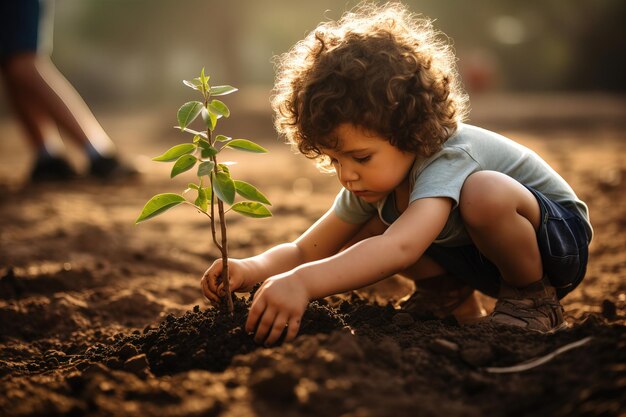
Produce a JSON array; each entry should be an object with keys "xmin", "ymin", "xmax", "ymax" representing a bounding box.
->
[
  {"xmin": 459, "ymin": 171, "xmax": 565, "ymax": 332},
  {"xmin": 459, "ymin": 170, "xmax": 543, "ymax": 287},
  {"xmin": 2, "ymin": 58, "xmax": 63, "ymax": 151},
  {"xmin": 1, "ymin": 0, "xmax": 136, "ymax": 181},
  {"xmin": 2, "ymin": 54, "xmax": 78, "ymax": 180},
  {"xmin": 4, "ymin": 53, "xmax": 138, "ymax": 180},
  {"xmin": 4, "ymin": 53, "xmax": 116, "ymax": 155},
  {"xmin": 0, "ymin": 0, "xmax": 64, "ymax": 154}
]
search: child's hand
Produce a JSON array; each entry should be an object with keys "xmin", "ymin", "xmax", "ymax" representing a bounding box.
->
[
  {"xmin": 201, "ymin": 258, "xmax": 255, "ymax": 304},
  {"xmin": 245, "ymin": 274, "xmax": 309, "ymax": 345}
]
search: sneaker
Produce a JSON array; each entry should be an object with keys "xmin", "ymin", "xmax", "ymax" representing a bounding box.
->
[
  {"xmin": 30, "ymin": 156, "xmax": 78, "ymax": 182},
  {"xmin": 399, "ymin": 274, "xmax": 477, "ymax": 320},
  {"xmin": 489, "ymin": 276, "xmax": 567, "ymax": 333},
  {"xmin": 89, "ymin": 155, "xmax": 139, "ymax": 180}
]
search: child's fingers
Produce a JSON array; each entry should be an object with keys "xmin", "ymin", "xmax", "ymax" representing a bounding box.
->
[
  {"xmin": 252, "ymin": 308, "xmax": 276, "ymax": 344},
  {"xmin": 200, "ymin": 275, "xmax": 219, "ymax": 303},
  {"xmin": 245, "ymin": 286, "xmax": 266, "ymax": 333},
  {"xmin": 204, "ymin": 266, "xmax": 222, "ymax": 295},
  {"xmin": 284, "ymin": 317, "xmax": 301, "ymax": 342},
  {"xmin": 246, "ymin": 301, "xmax": 272, "ymax": 342},
  {"xmin": 263, "ymin": 313, "xmax": 290, "ymax": 346}
]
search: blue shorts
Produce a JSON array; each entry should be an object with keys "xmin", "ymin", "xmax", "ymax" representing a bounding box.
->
[
  {"xmin": 425, "ymin": 186, "xmax": 591, "ymax": 299},
  {"xmin": 0, "ymin": 0, "xmax": 41, "ymax": 64}
]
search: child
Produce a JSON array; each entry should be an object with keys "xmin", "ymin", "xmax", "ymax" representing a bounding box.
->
[{"xmin": 201, "ymin": 2, "xmax": 592, "ymax": 345}]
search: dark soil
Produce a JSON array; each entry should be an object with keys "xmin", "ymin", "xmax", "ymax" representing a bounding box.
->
[
  {"xmin": 1, "ymin": 289, "xmax": 624, "ymax": 417},
  {"xmin": 1, "ymin": 116, "xmax": 625, "ymax": 416}
]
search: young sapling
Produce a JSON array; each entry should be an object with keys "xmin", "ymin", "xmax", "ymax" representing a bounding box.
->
[{"xmin": 136, "ymin": 69, "xmax": 272, "ymax": 314}]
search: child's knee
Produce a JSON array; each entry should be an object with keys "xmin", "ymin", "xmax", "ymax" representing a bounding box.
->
[
  {"xmin": 460, "ymin": 171, "xmax": 539, "ymax": 229},
  {"xmin": 459, "ymin": 171, "xmax": 510, "ymax": 226}
]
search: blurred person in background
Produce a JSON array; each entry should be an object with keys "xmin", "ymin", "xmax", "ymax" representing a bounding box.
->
[{"xmin": 0, "ymin": 0, "xmax": 137, "ymax": 182}]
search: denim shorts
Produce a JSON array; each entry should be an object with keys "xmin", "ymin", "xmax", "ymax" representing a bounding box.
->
[
  {"xmin": 0, "ymin": 0, "xmax": 41, "ymax": 63},
  {"xmin": 425, "ymin": 186, "xmax": 590, "ymax": 299}
]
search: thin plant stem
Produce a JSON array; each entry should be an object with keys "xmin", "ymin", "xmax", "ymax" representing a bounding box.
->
[
  {"xmin": 205, "ymin": 92, "xmax": 233, "ymax": 315},
  {"xmin": 217, "ymin": 197, "xmax": 233, "ymax": 314}
]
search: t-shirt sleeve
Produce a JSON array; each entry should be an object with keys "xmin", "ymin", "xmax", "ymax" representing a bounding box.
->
[
  {"xmin": 332, "ymin": 188, "xmax": 378, "ymax": 224},
  {"xmin": 410, "ymin": 147, "xmax": 482, "ymax": 208}
]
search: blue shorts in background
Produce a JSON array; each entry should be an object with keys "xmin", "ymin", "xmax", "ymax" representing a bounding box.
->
[{"xmin": 0, "ymin": 0, "xmax": 42, "ymax": 64}]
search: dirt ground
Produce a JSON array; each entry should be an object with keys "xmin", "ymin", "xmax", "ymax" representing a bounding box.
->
[{"xmin": 0, "ymin": 94, "xmax": 625, "ymax": 417}]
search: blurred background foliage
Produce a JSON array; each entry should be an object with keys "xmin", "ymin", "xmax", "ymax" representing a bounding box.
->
[{"xmin": 1, "ymin": 0, "xmax": 625, "ymax": 114}]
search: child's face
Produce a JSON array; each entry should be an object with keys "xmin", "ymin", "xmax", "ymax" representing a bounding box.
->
[{"xmin": 321, "ymin": 124, "xmax": 416, "ymax": 203}]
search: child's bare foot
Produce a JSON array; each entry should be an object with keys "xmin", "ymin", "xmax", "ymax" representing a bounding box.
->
[
  {"xmin": 399, "ymin": 274, "xmax": 486, "ymax": 324},
  {"xmin": 452, "ymin": 292, "xmax": 487, "ymax": 324}
]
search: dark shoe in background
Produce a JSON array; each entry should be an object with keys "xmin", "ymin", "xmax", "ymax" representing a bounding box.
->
[
  {"xmin": 89, "ymin": 155, "xmax": 139, "ymax": 181},
  {"xmin": 30, "ymin": 156, "xmax": 78, "ymax": 182}
]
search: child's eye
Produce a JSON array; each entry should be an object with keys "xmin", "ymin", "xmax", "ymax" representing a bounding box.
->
[{"xmin": 353, "ymin": 155, "xmax": 371, "ymax": 163}]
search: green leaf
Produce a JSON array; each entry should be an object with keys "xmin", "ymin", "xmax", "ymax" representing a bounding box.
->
[
  {"xmin": 201, "ymin": 107, "xmax": 217, "ymax": 131},
  {"xmin": 197, "ymin": 160, "xmax": 215, "ymax": 177},
  {"xmin": 234, "ymin": 180, "xmax": 271, "ymax": 205},
  {"xmin": 171, "ymin": 155, "xmax": 197, "ymax": 178},
  {"xmin": 177, "ymin": 101, "xmax": 204, "ymax": 129},
  {"xmin": 187, "ymin": 183, "xmax": 200, "ymax": 190},
  {"xmin": 215, "ymin": 134, "xmax": 231, "ymax": 142},
  {"xmin": 212, "ymin": 171, "xmax": 235, "ymax": 204},
  {"xmin": 204, "ymin": 186, "xmax": 213, "ymax": 202},
  {"xmin": 201, "ymin": 148, "xmax": 216, "ymax": 158},
  {"xmin": 218, "ymin": 163, "xmax": 233, "ymax": 174},
  {"xmin": 195, "ymin": 187, "xmax": 208, "ymax": 212},
  {"xmin": 183, "ymin": 79, "xmax": 201, "ymax": 91},
  {"xmin": 152, "ymin": 143, "xmax": 196, "ymax": 162},
  {"xmin": 175, "ymin": 126, "xmax": 208, "ymax": 139},
  {"xmin": 136, "ymin": 193, "xmax": 186, "ymax": 223},
  {"xmin": 200, "ymin": 69, "xmax": 209, "ymax": 87},
  {"xmin": 231, "ymin": 202, "xmax": 272, "ymax": 218},
  {"xmin": 224, "ymin": 139, "xmax": 268, "ymax": 153},
  {"xmin": 209, "ymin": 85, "xmax": 238, "ymax": 96},
  {"xmin": 209, "ymin": 100, "xmax": 230, "ymax": 118},
  {"xmin": 197, "ymin": 139, "xmax": 218, "ymax": 158}
]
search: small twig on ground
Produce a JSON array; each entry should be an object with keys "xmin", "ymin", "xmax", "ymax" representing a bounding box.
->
[{"xmin": 484, "ymin": 336, "xmax": 592, "ymax": 374}]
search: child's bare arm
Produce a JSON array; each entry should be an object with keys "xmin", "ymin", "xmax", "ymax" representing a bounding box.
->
[
  {"xmin": 201, "ymin": 208, "xmax": 362, "ymax": 301},
  {"xmin": 246, "ymin": 197, "xmax": 452, "ymax": 344},
  {"xmin": 297, "ymin": 197, "xmax": 452, "ymax": 298},
  {"xmin": 248, "ymin": 208, "xmax": 363, "ymax": 280}
]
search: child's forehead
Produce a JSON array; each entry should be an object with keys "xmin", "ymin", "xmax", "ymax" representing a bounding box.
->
[
  {"xmin": 321, "ymin": 124, "xmax": 384, "ymax": 153},
  {"xmin": 333, "ymin": 124, "xmax": 383, "ymax": 144}
]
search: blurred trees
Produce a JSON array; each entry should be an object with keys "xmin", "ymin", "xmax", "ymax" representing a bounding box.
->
[{"xmin": 2, "ymin": 0, "xmax": 625, "ymax": 111}]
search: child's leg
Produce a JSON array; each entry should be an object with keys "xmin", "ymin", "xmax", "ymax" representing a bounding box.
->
[
  {"xmin": 459, "ymin": 171, "xmax": 543, "ymax": 287},
  {"xmin": 459, "ymin": 171, "xmax": 565, "ymax": 331}
]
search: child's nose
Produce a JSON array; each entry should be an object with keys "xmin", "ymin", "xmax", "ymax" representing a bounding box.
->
[{"xmin": 338, "ymin": 165, "xmax": 359, "ymax": 183}]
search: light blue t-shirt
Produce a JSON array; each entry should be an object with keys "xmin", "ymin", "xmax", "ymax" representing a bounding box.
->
[{"xmin": 333, "ymin": 123, "xmax": 592, "ymax": 246}]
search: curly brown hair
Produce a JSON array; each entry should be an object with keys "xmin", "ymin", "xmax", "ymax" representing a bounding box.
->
[{"xmin": 271, "ymin": 2, "xmax": 469, "ymax": 166}]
